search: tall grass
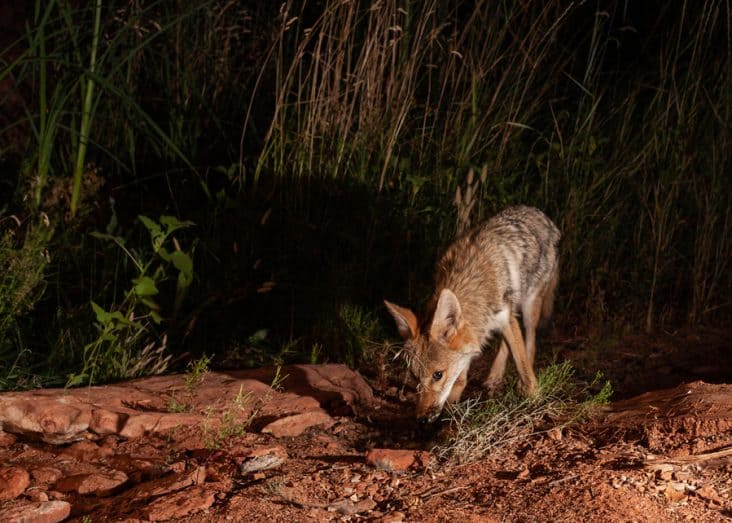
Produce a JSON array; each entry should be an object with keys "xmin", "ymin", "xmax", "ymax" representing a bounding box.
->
[
  {"xmin": 0, "ymin": 1, "xmax": 729, "ymax": 388},
  {"xmin": 0, "ymin": 1, "xmax": 244, "ymax": 386},
  {"xmin": 249, "ymin": 0, "xmax": 731, "ymax": 330},
  {"xmin": 0, "ymin": 218, "xmax": 51, "ymax": 388},
  {"xmin": 252, "ymin": 1, "xmax": 581, "ymax": 187}
]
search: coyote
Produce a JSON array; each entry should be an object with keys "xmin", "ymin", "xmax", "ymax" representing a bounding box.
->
[{"xmin": 385, "ymin": 205, "xmax": 560, "ymax": 424}]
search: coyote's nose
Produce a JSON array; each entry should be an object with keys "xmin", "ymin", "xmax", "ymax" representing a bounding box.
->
[{"xmin": 416, "ymin": 416, "xmax": 429, "ymax": 425}]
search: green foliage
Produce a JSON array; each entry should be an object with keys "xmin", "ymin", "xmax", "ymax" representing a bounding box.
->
[
  {"xmin": 0, "ymin": 220, "xmax": 51, "ymax": 389},
  {"xmin": 337, "ymin": 304, "xmax": 381, "ymax": 368},
  {"xmin": 67, "ymin": 215, "xmax": 194, "ymax": 386},
  {"xmin": 0, "ymin": 0, "xmax": 730, "ymax": 389}
]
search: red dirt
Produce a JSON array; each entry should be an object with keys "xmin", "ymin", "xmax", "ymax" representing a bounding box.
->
[{"xmin": 0, "ymin": 330, "xmax": 731, "ymax": 522}]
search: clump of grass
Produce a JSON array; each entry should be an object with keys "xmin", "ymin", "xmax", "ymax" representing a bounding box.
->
[
  {"xmin": 434, "ymin": 362, "xmax": 612, "ymax": 463},
  {"xmin": 202, "ymin": 367, "xmax": 287, "ymax": 449},
  {"xmin": 202, "ymin": 385, "xmax": 254, "ymax": 448},
  {"xmin": 338, "ymin": 303, "xmax": 382, "ymax": 368},
  {"xmin": 0, "ymin": 219, "xmax": 52, "ymax": 390},
  {"xmin": 184, "ymin": 354, "xmax": 212, "ymax": 393},
  {"xmin": 167, "ymin": 354, "xmax": 212, "ymax": 413}
]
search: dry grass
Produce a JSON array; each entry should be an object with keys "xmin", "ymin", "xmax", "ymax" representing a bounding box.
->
[{"xmin": 434, "ymin": 362, "xmax": 612, "ymax": 463}]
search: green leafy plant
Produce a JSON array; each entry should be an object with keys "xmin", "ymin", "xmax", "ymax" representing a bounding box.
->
[{"xmin": 68, "ymin": 215, "xmax": 194, "ymax": 386}]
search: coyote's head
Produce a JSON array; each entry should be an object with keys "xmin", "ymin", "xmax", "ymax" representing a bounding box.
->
[{"xmin": 385, "ymin": 289, "xmax": 481, "ymax": 424}]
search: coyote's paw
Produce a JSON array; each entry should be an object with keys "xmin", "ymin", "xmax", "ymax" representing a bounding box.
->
[{"xmin": 519, "ymin": 379, "xmax": 539, "ymax": 398}]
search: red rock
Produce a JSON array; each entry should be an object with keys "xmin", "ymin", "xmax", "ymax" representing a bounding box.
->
[
  {"xmin": 54, "ymin": 470, "xmax": 128, "ymax": 496},
  {"xmin": 246, "ymin": 445, "xmax": 289, "ymax": 459},
  {"xmin": 30, "ymin": 467, "xmax": 63, "ymax": 485},
  {"xmin": 0, "ymin": 398, "xmax": 91, "ymax": 444},
  {"xmin": 327, "ymin": 498, "xmax": 377, "ymax": 515},
  {"xmin": 0, "ymin": 366, "xmax": 372, "ymax": 446},
  {"xmin": 143, "ymin": 486, "xmax": 215, "ymax": 521},
  {"xmin": 105, "ymin": 455, "xmax": 171, "ymax": 481},
  {"xmin": 258, "ymin": 394, "xmax": 322, "ymax": 418},
  {"xmin": 0, "ymin": 431, "xmax": 17, "ymax": 446},
  {"xmin": 0, "ymin": 500, "xmax": 71, "ymax": 523},
  {"xmin": 261, "ymin": 410, "xmax": 335, "ymax": 437},
  {"xmin": 119, "ymin": 412, "xmax": 202, "ymax": 439},
  {"xmin": 89, "ymin": 408, "xmax": 126, "ymax": 435},
  {"xmin": 228, "ymin": 364, "xmax": 375, "ymax": 413},
  {"xmin": 58, "ymin": 440, "xmax": 113, "ymax": 461},
  {"xmin": 141, "ymin": 466, "xmax": 207, "ymax": 499},
  {"xmin": 0, "ymin": 466, "xmax": 30, "ymax": 500},
  {"xmin": 239, "ymin": 446, "xmax": 288, "ymax": 474},
  {"xmin": 379, "ymin": 511, "xmax": 406, "ymax": 522},
  {"xmin": 365, "ymin": 449, "xmax": 431, "ymax": 472},
  {"xmin": 696, "ymin": 484, "xmax": 723, "ymax": 504},
  {"xmin": 26, "ymin": 489, "xmax": 49, "ymax": 502}
]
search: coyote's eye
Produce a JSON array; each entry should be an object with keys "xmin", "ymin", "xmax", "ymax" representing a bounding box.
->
[{"xmin": 432, "ymin": 371, "xmax": 443, "ymax": 381}]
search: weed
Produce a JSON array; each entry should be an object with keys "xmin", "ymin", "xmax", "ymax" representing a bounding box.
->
[
  {"xmin": 338, "ymin": 304, "xmax": 381, "ymax": 368},
  {"xmin": 67, "ymin": 215, "xmax": 194, "ymax": 387},
  {"xmin": 202, "ymin": 367, "xmax": 287, "ymax": 449},
  {"xmin": 308, "ymin": 342, "xmax": 323, "ymax": 365},
  {"xmin": 166, "ymin": 398, "xmax": 190, "ymax": 414},
  {"xmin": 184, "ymin": 354, "xmax": 212, "ymax": 393},
  {"xmin": 434, "ymin": 362, "xmax": 612, "ymax": 463},
  {"xmin": 165, "ymin": 354, "xmax": 211, "ymax": 413},
  {"xmin": 0, "ymin": 219, "xmax": 52, "ymax": 389}
]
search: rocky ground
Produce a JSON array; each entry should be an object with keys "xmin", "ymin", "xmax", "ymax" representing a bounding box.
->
[{"xmin": 0, "ymin": 328, "xmax": 730, "ymax": 522}]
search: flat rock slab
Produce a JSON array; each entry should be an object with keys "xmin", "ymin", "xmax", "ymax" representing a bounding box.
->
[
  {"xmin": 30, "ymin": 467, "xmax": 63, "ymax": 485},
  {"xmin": 54, "ymin": 470, "xmax": 128, "ymax": 496},
  {"xmin": 600, "ymin": 381, "xmax": 732, "ymax": 453},
  {"xmin": 0, "ymin": 365, "xmax": 373, "ymax": 444},
  {"xmin": 142, "ymin": 485, "xmax": 215, "ymax": 521},
  {"xmin": 0, "ymin": 500, "xmax": 71, "ymax": 523},
  {"xmin": 261, "ymin": 409, "xmax": 336, "ymax": 437},
  {"xmin": 229, "ymin": 364, "xmax": 374, "ymax": 415},
  {"xmin": 0, "ymin": 393, "xmax": 203, "ymax": 444}
]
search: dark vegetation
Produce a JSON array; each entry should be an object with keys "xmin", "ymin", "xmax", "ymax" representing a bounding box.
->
[{"xmin": 0, "ymin": 0, "xmax": 730, "ymax": 389}]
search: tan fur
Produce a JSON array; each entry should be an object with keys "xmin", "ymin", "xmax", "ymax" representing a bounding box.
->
[
  {"xmin": 447, "ymin": 325, "xmax": 478, "ymax": 352},
  {"xmin": 385, "ymin": 205, "xmax": 561, "ymax": 423}
]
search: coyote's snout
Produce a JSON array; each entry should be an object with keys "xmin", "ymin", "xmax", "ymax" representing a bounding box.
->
[{"xmin": 385, "ymin": 205, "xmax": 560, "ymax": 424}]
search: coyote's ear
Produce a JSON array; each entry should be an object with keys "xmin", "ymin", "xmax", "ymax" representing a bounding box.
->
[
  {"xmin": 430, "ymin": 288, "xmax": 461, "ymax": 344},
  {"xmin": 384, "ymin": 300, "xmax": 418, "ymax": 340}
]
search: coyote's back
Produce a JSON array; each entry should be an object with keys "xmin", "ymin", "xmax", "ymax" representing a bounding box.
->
[
  {"xmin": 436, "ymin": 205, "xmax": 560, "ymax": 338},
  {"xmin": 385, "ymin": 205, "xmax": 560, "ymax": 423}
]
